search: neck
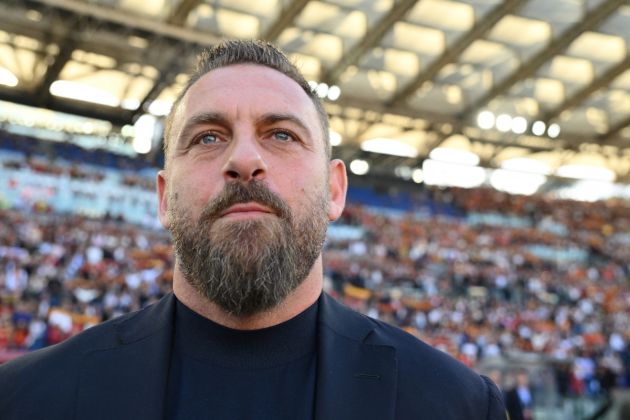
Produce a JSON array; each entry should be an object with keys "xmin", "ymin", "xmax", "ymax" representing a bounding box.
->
[{"xmin": 172, "ymin": 256, "xmax": 324, "ymax": 330}]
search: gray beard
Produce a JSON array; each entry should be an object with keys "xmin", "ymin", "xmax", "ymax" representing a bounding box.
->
[{"xmin": 168, "ymin": 180, "xmax": 328, "ymax": 317}]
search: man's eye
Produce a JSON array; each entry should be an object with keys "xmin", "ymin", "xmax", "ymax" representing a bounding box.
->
[
  {"xmin": 198, "ymin": 133, "xmax": 219, "ymax": 145},
  {"xmin": 272, "ymin": 131, "xmax": 293, "ymax": 142}
]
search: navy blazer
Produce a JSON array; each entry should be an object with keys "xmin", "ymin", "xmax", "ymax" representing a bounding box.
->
[{"xmin": 0, "ymin": 293, "xmax": 506, "ymax": 419}]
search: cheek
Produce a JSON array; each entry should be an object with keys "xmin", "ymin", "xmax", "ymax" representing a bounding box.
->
[
  {"xmin": 170, "ymin": 172, "xmax": 221, "ymax": 213},
  {"xmin": 282, "ymin": 176, "xmax": 327, "ymax": 213}
]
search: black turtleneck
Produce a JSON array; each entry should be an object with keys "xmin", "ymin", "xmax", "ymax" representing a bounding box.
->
[{"xmin": 164, "ymin": 296, "xmax": 319, "ymax": 420}]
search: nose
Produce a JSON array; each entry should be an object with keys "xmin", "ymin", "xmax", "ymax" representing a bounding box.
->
[{"xmin": 222, "ymin": 134, "xmax": 268, "ymax": 182}]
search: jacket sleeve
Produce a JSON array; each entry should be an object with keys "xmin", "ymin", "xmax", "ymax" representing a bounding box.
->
[{"xmin": 481, "ymin": 375, "xmax": 508, "ymax": 420}]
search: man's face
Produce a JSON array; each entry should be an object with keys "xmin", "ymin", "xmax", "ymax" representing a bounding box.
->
[
  {"xmin": 157, "ymin": 64, "xmax": 346, "ymax": 316},
  {"xmin": 516, "ymin": 372, "xmax": 529, "ymax": 387}
]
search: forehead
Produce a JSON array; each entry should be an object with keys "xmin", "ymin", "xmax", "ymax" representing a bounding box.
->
[{"xmin": 178, "ymin": 64, "xmax": 319, "ymax": 127}]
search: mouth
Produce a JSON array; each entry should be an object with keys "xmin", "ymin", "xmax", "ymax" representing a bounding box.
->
[{"xmin": 219, "ymin": 202, "xmax": 275, "ymax": 220}]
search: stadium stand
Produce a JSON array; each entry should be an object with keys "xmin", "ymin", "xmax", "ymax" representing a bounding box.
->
[{"xmin": 1, "ymin": 131, "xmax": 629, "ymax": 418}]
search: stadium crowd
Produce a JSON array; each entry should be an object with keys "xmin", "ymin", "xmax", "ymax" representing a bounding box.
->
[
  {"xmin": 1, "ymin": 133, "xmax": 629, "ymax": 406},
  {"xmin": 327, "ymin": 198, "xmax": 630, "ymax": 396}
]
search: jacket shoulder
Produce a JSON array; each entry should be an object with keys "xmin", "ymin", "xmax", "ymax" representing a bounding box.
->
[
  {"xmin": 0, "ymin": 295, "xmax": 174, "ymax": 420},
  {"xmin": 0, "ymin": 317, "xmax": 118, "ymax": 419},
  {"xmin": 375, "ymin": 319, "xmax": 506, "ymax": 419},
  {"xmin": 321, "ymin": 295, "xmax": 506, "ymax": 419},
  {"xmin": 1, "ymin": 314, "xmax": 118, "ymax": 375}
]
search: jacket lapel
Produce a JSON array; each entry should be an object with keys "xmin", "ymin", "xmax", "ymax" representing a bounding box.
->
[
  {"xmin": 315, "ymin": 294, "xmax": 398, "ymax": 420},
  {"xmin": 75, "ymin": 294, "xmax": 176, "ymax": 420}
]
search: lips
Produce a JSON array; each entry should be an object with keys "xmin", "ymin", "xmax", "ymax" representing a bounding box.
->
[{"xmin": 219, "ymin": 202, "xmax": 274, "ymax": 218}]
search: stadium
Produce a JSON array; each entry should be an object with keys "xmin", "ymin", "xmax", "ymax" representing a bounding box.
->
[{"xmin": 0, "ymin": 0, "xmax": 629, "ymax": 419}]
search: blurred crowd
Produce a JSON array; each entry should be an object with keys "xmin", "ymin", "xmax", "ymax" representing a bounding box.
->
[
  {"xmin": 2, "ymin": 188, "xmax": 629, "ymax": 398},
  {"xmin": 0, "ymin": 209, "xmax": 172, "ymax": 352},
  {"xmin": 327, "ymin": 197, "xmax": 630, "ymax": 398},
  {"xmin": 1, "ymin": 133, "xmax": 630, "ymax": 403}
]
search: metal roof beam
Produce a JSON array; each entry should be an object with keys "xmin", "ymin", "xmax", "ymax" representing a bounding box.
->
[
  {"xmin": 262, "ymin": 0, "xmax": 310, "ymax": 42},
  {"xmin": 132, "ymin": 50, "xmax": 194, "ymax": 121},
  {"xmin": 24, "ymin": 0, "xmax": 221, "ymax": 46},
  {"xmin": 601, "ymin": 113, "xmax": 630, "ymax": 143},
  {"xmin": 0, "ymin": 88, "xmax": 131, "ymax": 126},
  {"xmin": 332, "ymin": 93, "xmax": 457, "ymax": 125},
  {"xmin": 167, "ymin": 0, "xmax": 202, "ymax": 26},
  {"xmin": 389, "ymin": 0, "xmax": 524, "ymax": 107},
  {"xmin": 35, "ymin": 40, "xmax": 76, "ymax": 107},
  {"xmin": 34, "ymin": 15, "xmax": 80, "ymax": 107},
  {"xmin": 321, "ymin": 0, "xmax": 418, "ymax": 85},
  {"xmin": 543, "ymin": 56, "xmax": 630, "ymax": 123},
  {"xmin": 132, "ymin": 74, "xmax": 175, "ymax": 121},
  {"xmin": 460, "ymin": 0, "xmax": 626, "ymax": 120},
  {"xmin": 0, "ymin": 8, "xmax": 169, "ymax": 67},
  {"xmin": 458, "ymin": 134, "xmax": 560, "ymax": 153}
]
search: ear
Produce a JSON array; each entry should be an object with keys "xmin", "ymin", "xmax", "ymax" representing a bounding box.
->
[
  {"xmin": 327, "ymin": 159, "xmax": 347, "ymax": 222},
  {"xmin": 157, "ymin": 170, "xmax": 170, "ymax": 229}
]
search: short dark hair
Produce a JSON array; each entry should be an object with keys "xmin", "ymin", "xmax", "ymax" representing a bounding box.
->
[{"xmin": 163, "ymin": 39, "xmax": 330, "ymax": 161}]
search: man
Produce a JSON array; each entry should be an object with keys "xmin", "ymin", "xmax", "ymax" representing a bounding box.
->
[
  {"xmin": 0, "ymin": 40, "xmax": 506, "ymax": 419},
  {"xmin": 505, "ymin": 370, "xmax": 534, "ymax": 420}
]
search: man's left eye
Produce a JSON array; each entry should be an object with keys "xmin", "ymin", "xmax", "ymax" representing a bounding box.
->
[{"xmin": 272, "ymin": 131, "xmax": 293, "ymax": 142}]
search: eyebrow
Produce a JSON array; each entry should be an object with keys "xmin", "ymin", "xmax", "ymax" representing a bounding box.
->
[
  {"xmin": 176, "ymin": 112, "xmax": 231, "ymax": 147},
  {"xmin": 176, "ymin": 111, "xmax": 313, "ymax": 147},
  {"xmin": 255, "ymin": 113, "xmax": 311, "ymax": 135}
]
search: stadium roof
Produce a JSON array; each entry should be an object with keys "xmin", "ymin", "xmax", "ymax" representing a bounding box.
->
[{"xmin": 1, "ymin": 0, "xmax": 629, "ymax": 184}]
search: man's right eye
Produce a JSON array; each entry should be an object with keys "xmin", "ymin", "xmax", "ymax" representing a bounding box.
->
[{"xmin": 197, "ymin": 133, "xmax": 219, "ymax": 145}]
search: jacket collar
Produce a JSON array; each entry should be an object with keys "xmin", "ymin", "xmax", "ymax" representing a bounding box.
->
[
  {"xmin": 74, "ymin": 293, "xmax": 398, "ymax": 420},
  {"xmin": 315, "ymin": 293, "xmax": 398, "ymax": 420}
]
